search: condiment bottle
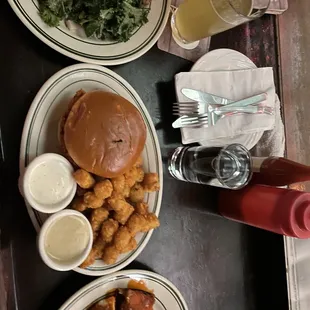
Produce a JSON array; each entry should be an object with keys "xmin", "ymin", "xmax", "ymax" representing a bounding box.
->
[
  {"xmin": 251, "ymin": 157, "xmax": 310, "ymax": 186},
  {"xmin": 218, "ymin": 185, "xmax": 310, "ymax": 238}
]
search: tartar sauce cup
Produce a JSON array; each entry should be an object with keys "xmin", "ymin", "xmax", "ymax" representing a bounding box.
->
[
  {"xmin": 38, "ymin": 210, "xmax": 93, "ymax": 271},
  {"xmin": 22, "ymin": 153, "xmax": 77, "ymax": 213}
]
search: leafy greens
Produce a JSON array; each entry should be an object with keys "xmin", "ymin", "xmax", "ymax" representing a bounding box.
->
[{"xmin": 38, "ymin": 0, "xmax": 150, "ymax": 42}]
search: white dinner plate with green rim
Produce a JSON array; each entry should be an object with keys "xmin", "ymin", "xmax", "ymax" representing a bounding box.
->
[
  {"xmin": 19, "ymin": 63, "xmax": 163, "ymax": 276},
  {"xmin": 8, "ymin": 0, "xmax": 171, "ymax": 65},
  {"xmin": 59, "ymin": 270, "xmax": 188, "ymax": 310}
]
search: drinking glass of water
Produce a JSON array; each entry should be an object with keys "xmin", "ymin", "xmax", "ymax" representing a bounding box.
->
[
  {"xmin": 168, "ymin": 144, "xmax": 252, "ymax": 189},
  {"xmin": 171, "ymin": 0, "xmax": 270, "ymax": 47}
]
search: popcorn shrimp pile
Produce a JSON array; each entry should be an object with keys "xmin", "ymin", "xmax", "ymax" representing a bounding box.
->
[{"xmin": 71, "ymin": 157, "xmax": 160, "ymax": 268}]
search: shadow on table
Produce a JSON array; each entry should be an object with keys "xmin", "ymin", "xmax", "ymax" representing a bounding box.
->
[
  {"xmin": 38, "ymin": 261, "xmax": 154, "ymax": 310},
  {"xmin": 155, "ymin": 81, "xmax": 181, "ymax": 146},
  {"xmin": 162, "ymin": 175, "xmax": 220, "ymax": 216}
]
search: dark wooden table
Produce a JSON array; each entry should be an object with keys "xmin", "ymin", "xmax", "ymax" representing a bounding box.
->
[
  {"xmin": 0, "ymin": 1, "xmax": 289, "ymax": 309},
  {"xmin": 278, "ymin": 1, "xmax": 310, "ymax": 192}
]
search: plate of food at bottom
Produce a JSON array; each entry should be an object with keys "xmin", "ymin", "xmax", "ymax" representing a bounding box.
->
[
  {"xmin": 19, "ymin": 63, "xmax": 163, "ymax": 276},
  {"xmin": 59, "ymin": 270, "xmax": 188, "ymax": 310}
]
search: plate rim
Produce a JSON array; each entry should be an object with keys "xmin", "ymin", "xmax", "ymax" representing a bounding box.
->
[
  {"xmin": 191, "ymin": 48, "xmax": 264, "ymax": 150},
  {"xmin": 191, "ymin": 48, "xmax": 256, "ymax": 71},
  {"xmin": 7, "ymin": 0, "xmax": 171, "ymax": 65},
  {"xmin": 58, "ymin": 269, "xmax": 189, "ymax": 310},
  {"xmin": 19, "ymin": 63, "xmax": 163, "ymax": 276}
]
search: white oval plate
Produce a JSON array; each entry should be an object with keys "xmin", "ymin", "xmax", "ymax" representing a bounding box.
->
[
  {"xmin": 191, "ymin": 48, "xmax": 264, "ymax": 150},
  {"xmin": 19, "ymin": 64, "xmax": 163, "ymax": 276},
  {"xmin": 8, "ymin": 0, "xmax": 171, "ymax": 65},
  {"xmin": 59, "ymin": 270, "xmax": 188, "ymax": 310}
]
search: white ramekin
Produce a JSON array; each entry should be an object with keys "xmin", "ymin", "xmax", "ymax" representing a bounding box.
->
[
  {"xmin": 22, "ymin": 153, "xmax": 77, "ymax": 213},
  {"xmin": 38, "ymin": 210, "xmax": 93, "ymax": 271}
]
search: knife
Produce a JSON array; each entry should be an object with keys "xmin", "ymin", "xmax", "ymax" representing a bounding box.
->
[
  {"xmin": 182, "ymin": 88, "xmax": 233, "ymax": 105},
  {"xmin": 181, "ymin": 88, "xmax": 268, "ymax": 107}
]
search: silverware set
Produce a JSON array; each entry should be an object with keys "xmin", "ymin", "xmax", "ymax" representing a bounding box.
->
[{"xmin": 172, "ymin": 88, "xmax": 274, "ymax": 129}]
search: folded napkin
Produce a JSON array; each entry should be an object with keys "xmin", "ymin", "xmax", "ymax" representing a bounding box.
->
[
  {"xmin": 175, "ymin": 68, "xmax": 276, "ymax": 145},
  {"xmin": 252, "ymin": 94, "xmax": 285, "ymax": 157}
]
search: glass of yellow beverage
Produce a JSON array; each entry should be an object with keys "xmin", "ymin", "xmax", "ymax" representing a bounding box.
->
[{"xmin": 171, "ymin": 0, "xmax": 270, "ymax": 46}]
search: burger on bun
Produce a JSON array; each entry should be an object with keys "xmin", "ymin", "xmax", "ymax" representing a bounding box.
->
[{"xmin": 60, "ymin": 90, "xmax": 146, "ymax": 178}]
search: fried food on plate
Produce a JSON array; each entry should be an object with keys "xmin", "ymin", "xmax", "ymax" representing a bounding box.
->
[
  {"xmin": 135, "ymin": 202, "xmax": 148, "ymax": 215},
  {"xmin": 126, "ymin": 213, "xmax": 160, "ymax": 236},
  {"xmin": 84, "ymin": 192, "xmax": 104, "ymax": 209},
  {"xmin": 73, "ymin": 169, "xmax": 95, "ymax": 189},
  {"xmin": 80, "ymin": 238, "xmax": 106, "ymax": 268},
  {"xmin": 129, "ymin": 183, "xmax": 145, "ymax": 203},
  {"xmin": 108, "ymin": 198, "xmax": 134, "ymax": 225},
  {"xmin": 120, "ymin": 237, "xmax": 137, "ymax": 254},
  {"xmin": 94, "ymin": 180, "xmax": 113, "ymax": 200},
  {"xmin": 100, "ymin": 219, "xmax": 119, "ymax": 243},
  {"xmin": 113, "ymin": 226, "xmax": 132, "ymax": 252},
  {"xmin": 90, "ymin": 208, "xmax": 109, "ymax": 237},
  {"xmin": 72, "ymin": 197, "xmax": 88, "ymax": 212},
  {"xmin": 135, "ymin": 167, "xmax": 145, "ymax": 183},
  {"xmin": 143, "ymin": 213, "xmax": 160, "ymax": 231},
  {"xmin": 142, "ymin": 173, "xmax": 160, "ymax": 192},
  {"xmin": 108, "ymin": 198, "xmax": 129, "ymax": 213},
  {"xmin": 111, "ymin": 175, "xmax": 125, "ymax": 194},
  {"xmin": 102, "ymin": 228, "xmax": 137, "ymax": 264},
  {"xmin": 102, "ymin": 245, "xmax": 119, "ymax": 265},
  {"xmin": 125, "ymin": 166, "xmax": 144, "ymax": 187},
  {"xmin": 126, "ymin": 213, "xmax": 145, "ymax": 235},
  {"xmin": 123, "ymin": 183, "xmax": 131, "ymax": 198},
  {"xmin": 85, "ymin": 219, "xmax": 119, "ymax": 266},
  {"xmin": 114, "ymin": 208, "xmax": 134, "ymax": 226}
]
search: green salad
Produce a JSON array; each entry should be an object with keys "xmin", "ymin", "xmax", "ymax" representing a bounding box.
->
[{"xmin": 38, "ymin": 0, "xmax": 150, "ymax": 42}]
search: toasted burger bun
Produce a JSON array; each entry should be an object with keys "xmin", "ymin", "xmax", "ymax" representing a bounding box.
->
[{"xmin": 63, "ymin": 90, "xmax": 146, "ymax": 178}]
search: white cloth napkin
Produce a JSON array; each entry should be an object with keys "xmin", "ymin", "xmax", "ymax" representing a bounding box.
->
[{"xmin": 175, "ymin": 68, "xmax": 276, "ymax": 145}]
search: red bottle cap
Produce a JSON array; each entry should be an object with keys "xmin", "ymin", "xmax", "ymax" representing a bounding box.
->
[{"xmin": 281, "ymin": 191, "xmax": 310, "ymax": 238}]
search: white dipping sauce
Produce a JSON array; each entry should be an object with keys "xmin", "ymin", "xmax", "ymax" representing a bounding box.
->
[
  {"xmin": 45, "ymin": 216, "xmax": 90, "ymax": 262},
  {"xmin": 29, "ymin": 160, "xmax": 73, "ymax": 205}
]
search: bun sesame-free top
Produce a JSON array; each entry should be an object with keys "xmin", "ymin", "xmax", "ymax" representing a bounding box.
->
[{"xmin": 64, "ymin": 91, "xmax": 146, "ymax": 178}]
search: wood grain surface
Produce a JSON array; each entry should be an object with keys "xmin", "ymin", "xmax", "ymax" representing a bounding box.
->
[{"xmin": 278, "ymin": 0, "xmax": 310, "ymax": 191}]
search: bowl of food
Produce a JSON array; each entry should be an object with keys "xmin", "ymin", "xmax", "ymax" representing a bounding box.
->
[
  {"xmin": 20, "ymin": 63, "xmax": 163, "ymax": 276},
  {"xmin": 22, "ymin": 153, "xmax": 77, "ymax": 213},
  {"xmin": 59, "ymin": 270, "xmax": 188, "ymax": 310},
  {"xmin": 38, "ymin": 209, "xmax": 93, "ymax": 271},
  {"xmin": 60, "ymin": 89, "xmax": 161, "ymax": 271},
  {"xmin": 8, "ymin": 0, "xmax": 171, "ymax": 65}
]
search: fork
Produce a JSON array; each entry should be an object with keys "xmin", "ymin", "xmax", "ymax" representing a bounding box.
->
[
  {"xmin": 173, "ymin": 93, "xmax": 267, "ymax": 116},
  {"xmin": 172, "ymin": 106, "xmax": 274, "ymax": 129},
  {"xmin": 172, "ymin": 103, "xmax": 272, "ymax": 116},
  {"xmin": 173, "ymin": 103, "xmax": 274, "ymax": 116}
]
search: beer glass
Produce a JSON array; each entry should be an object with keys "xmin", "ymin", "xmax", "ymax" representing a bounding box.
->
[{"xmin": 171, "ymin": 0, "xmax": 270, "ymax": 45}]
